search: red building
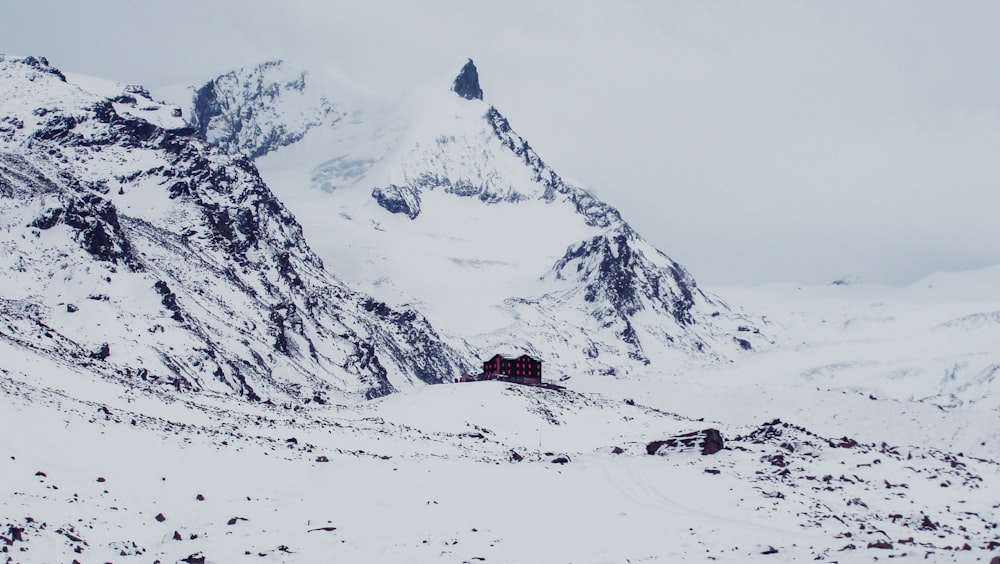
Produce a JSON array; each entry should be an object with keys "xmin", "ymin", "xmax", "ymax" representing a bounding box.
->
[{"xmin": 482, "ymin": 354, "xmax": 542, "ymax": 386}]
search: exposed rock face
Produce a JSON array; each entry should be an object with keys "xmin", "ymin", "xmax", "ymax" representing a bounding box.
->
[
  {"xmin": 0, "ymin": 55, "xmax": 465, "ymax": 402},
  {"xmin": 451, "ymin": 59, "xmax": 483, "ymax": 101}
]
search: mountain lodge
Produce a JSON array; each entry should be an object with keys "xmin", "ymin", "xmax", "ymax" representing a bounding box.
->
[{"xmin": 459, "ymin": 354, "xmax": 544, "ymax": 386}]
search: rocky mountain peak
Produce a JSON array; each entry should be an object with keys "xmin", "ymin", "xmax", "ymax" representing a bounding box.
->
[
  {"xmin": 189, "ymin": 60, "xmax": 343, "ymax": 159},
  {"xmin": 175, "ymin": 57, "xmax": 769, "ymax": 379},
  {"xmin": 451, "ymin": 59, "xmax": 483, "ymax": 101}
]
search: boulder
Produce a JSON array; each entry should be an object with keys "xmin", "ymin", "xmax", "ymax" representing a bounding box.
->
[
  {"xmin": 647, "ymin": 429, "xmax": 724, "ymax": 456},
  {"xmin": 90, "ymin": 342, "xmax": 111, "ymax": 360}
]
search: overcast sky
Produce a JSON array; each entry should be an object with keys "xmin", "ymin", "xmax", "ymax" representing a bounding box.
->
[{"xmin": 7, "ymin": 1, "xmax": 1000, "ymax": 286}]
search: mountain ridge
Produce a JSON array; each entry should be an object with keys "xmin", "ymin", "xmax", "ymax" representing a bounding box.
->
[{"xmin": 0, "ymin": 54, "xmax": 466, "ymax": 402}]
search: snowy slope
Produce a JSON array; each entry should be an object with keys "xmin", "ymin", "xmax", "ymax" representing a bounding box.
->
[
  {"xmin": 193, "ymin": 59, "xmax": 768, "ymax": 381},
  {"xmin": 3, "ymin": 337, "xmax": 997, "ymax": 563},
  {"xmin": 0, "ymin": 54, "xmax": 465, "ymax": 403}
]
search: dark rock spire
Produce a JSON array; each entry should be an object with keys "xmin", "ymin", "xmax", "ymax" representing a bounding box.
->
[{"xmin": 451, "ymin": 59, "xmax": 483, "ymax": 100}]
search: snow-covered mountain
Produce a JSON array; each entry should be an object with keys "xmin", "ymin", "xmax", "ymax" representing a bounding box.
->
[
  {"xmin": 192, "ymin": 59, "xmax": 768, "ymax": 380},
  {"xmin": 189, "ymin": 60, "xmax": 344, "ymax": 160},
  {"xmin": 0, "ymin": 55, "xmax": 465, "ymax": 402}
]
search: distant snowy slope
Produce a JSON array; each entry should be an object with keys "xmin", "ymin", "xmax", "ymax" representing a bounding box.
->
[
  {"xmin": 192, "ymin": 59, "xmax": 768, "ymax": 381},
  {"xmin": 660, "ymin": 274, "xmax": 1000, "ymax": 456},
  {"xmin": 0, "ymin": 55, "xmax": 465, "ymax": 402}
]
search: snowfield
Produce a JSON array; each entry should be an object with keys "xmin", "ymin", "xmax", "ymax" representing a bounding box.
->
[{"xmin": 4, "ymin": 272, "xmax": 1000, "ymax": 562}]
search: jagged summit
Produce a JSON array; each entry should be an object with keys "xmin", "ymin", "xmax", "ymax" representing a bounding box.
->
[{"xmin": 451, "ymin": 58, "xmax": 483, "ymax": 100}]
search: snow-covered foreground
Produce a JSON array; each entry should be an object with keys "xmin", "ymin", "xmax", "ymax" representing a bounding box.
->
[{"xmin": 3, "ymin": 272, "xmax": 1000, "ymax": 563}]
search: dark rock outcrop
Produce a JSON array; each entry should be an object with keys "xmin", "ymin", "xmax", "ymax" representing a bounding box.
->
[
  {"xmin": 452, "ymin": 59, "xmax": 483, "ymax": 100},
  {"xmin": 180, "ymin": 553, "xmax": 206, "ymax": 564},
  {"xmin": 7, "ymin": 525, "xmax": 24, "ymax": 543},
  {"xmin": 31, "ymin": 193, "xmax": 142, "ymax": 271},
  {"xmin": 90, "ymin": 343, "xmax": 111, "ymax": 361},
  {"xmin": 153, "ymin": 281, "xmax": 183, "ymax": 322},
  {"xmin": 647, "ymin": 429, "xmax": 724, "ymax": 456},
  {"xmin": 371, "ymin": 184, "xmax": 421, "ymax": 219}
]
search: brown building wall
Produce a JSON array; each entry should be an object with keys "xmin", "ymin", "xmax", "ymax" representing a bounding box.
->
[{"xmin": 483, "ymin": 354, "xmax": 542, "ymax": 381}]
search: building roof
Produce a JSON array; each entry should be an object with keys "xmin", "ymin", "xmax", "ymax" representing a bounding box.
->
[{"xmin": 484, "ymin": 353, "xmax": 542, "ymax": 363}]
